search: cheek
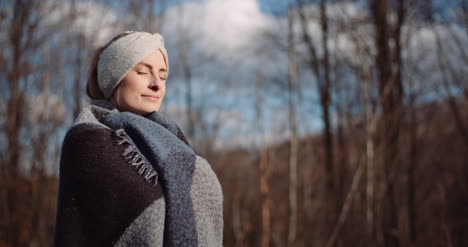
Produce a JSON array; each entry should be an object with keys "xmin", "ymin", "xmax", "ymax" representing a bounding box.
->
[
  {"xmin": 121, "ymin": 80, "xmax": 141, "ymax": 98},
  {"xmin": 115, "ymin": 85, "xmax": 133, "ymax": 107}
]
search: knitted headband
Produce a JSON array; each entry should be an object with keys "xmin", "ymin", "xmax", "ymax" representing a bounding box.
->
[{"xmin": 97, "ymin": 31, "xmax": 169, "ymax": 99}]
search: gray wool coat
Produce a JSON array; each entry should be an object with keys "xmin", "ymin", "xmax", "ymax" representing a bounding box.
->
[{"xmin": 53, "ymin": 100, "xmax": 223, "ymax": 247}]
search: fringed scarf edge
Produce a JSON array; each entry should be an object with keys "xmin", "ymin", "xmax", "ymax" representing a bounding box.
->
[{"xmin": 111, "ymin": 128, "xmax": 159, "ymax": 187}]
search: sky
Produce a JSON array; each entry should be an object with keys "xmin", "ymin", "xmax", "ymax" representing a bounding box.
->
[{"xmin": 20, "ymin": 0, "xmax": 468, "ymax": 151}]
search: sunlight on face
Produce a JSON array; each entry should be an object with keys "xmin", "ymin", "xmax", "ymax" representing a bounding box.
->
[{"xmin": 111, "ymin": 50, "xmax": 168, "ymax": 115}]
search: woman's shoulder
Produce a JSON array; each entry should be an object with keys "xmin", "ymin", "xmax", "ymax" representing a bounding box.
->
[
  {"xmin": 62, "ymin": 122, "xmax": 120, "ymax": 154},
  {"xmin": 64, "ymin": 122, "xmax": 111, "ymax": 143},
  {"xmin": 60, "ymin": 123, "xmax": 116, "ymax": 172}
]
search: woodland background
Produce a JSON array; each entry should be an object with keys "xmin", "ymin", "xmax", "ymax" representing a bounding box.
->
[{"xmin": 1, "ymin": 0, "xmax": 467, "ymax": 246}]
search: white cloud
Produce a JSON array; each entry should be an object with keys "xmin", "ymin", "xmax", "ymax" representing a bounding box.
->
[{"xmin": 162, "ymin": 0, "xmax": 276, "ymax": 62}]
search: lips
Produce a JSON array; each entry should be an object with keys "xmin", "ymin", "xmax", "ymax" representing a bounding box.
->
[{"xmin": 142, "ymin": 94, "xmax": 160, "ymax": 100}]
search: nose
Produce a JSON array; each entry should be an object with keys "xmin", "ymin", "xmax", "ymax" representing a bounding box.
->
[{"xmin": 148, "ymin": 76, "xmax": 162, "ymax": 91}]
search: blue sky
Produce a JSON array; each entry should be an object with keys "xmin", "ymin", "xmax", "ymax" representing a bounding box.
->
[{"xmin": 258, "ymin": 0, "xmax": 288, "ymax": 16}]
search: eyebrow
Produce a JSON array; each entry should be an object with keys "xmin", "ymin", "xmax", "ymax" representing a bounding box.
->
[{"xmin": 137, "ymin": 62, "xmax": 167, "ymax": 72}]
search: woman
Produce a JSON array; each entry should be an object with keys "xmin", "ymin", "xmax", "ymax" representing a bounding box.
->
[{"xmin": 53, "ymin": 31, "xmax": 223, "ymax": 247}]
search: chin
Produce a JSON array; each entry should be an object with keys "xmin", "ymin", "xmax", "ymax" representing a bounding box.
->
[
  {"xmin": 141, "ymin": 107, "xmax": 159, "ymax": 114},
  {"xmin": 131, "ymin": 104, "xmax": 159, "ymax": 115}
]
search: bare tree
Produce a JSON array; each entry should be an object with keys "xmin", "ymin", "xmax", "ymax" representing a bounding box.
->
[
  {"xmin": 1, "ymin": 0, "xmax": 60, "ymax": 246},
  {"xmin": 371, "ymin": 1, "xmax": 408, "ymax": 246},
  {"xmin": 4, "ymin": 1, "xmax": 41, "ymax": 245},
  {"xmin": 255, "ymin": 70, "xmax": 271, "ymax": 247},
  {"xmin": 287, "ymin": 1, "xmax": 299, "ymax": 246},
  {"xmin": 318, "ymin": 0, "xmax": 336, "ymax": 210},
  {"xmin": 177, "ymin": 3, "xmax": 196, "ymax": 142},
  {"xmin": 363, "ymin": 62, "xmax": 377, "ymax": 246},
  {"xmin": 69, "ymin": 0, "xmax": 86, "ymax": 119},
  {"xmin": 393, "ymin": 1, "xmax": 412, "ymax": 246},
  {"xmin": 297, "ymin": 1, "xmax": 337, "ymax": 244}
]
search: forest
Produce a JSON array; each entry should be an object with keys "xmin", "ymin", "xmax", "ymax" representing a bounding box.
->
[{"xmin": 1, "ymin": 0, "xmax": 467, "ymax": 246}]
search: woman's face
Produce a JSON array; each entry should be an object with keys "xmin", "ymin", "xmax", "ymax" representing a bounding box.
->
[{"xmin": 111, "ymin": 50, "xmax": 168, "ymax": 115}]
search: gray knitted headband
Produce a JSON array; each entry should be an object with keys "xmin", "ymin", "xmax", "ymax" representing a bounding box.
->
[{"xmin": 97, "ymin": 31, "xmax": 169, "ymax": 99}]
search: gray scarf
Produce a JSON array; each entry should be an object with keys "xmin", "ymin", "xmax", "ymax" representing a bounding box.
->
[{"xmin": 76, "ymin": 99, "xmax": 198, "ymax": 246}]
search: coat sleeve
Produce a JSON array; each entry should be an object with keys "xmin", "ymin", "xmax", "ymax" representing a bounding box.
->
[{"xmin": 53, "ymin": 123, "xmax": 165, "ymax": 247}]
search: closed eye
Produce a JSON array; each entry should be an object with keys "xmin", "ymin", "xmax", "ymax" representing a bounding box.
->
[{"xmin": 159, "ymin": 72, "xmax": 168, "ymax": 80}]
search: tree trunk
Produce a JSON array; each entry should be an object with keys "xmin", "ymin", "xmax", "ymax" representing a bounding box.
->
[
  {"xmin": 407, "ymin": 80, "xmax": 418, "ymax": 245},
  {"xmin": 319, "ymin": 1, "xmax": 338, "ymax": 243},
  {"xmin": 362, "ymin": 65, "xmax": 377, "ymax": 246},
  {"xmin": 178, "ymin": 4, "xmax": 195, "ymax": 141},
  {"xmin": 287, "ymin": 2, "xmax": 299, "ymax": 246},
  {"xmin": 5, "ymin": 1, "xmax": 28, "ymax": 245},
  {"xmin": 371, "ymin": 0, "xmax": 404, "ymax": 246},
  {"xmin": 393, "ymin": 1, "xmax": 411, "ymax": 246}
]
